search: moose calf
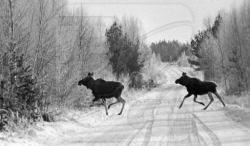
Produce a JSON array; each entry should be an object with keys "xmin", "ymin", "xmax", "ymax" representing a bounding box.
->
[
  {"xmin": 175, "ymin": 72, "xmax": 226, "ymax": 110},
  {"xmin": 78, "ymin": 72, "xmax": 125, "ymax": 115}
]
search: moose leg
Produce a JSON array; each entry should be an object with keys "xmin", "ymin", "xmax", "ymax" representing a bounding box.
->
[
  {"xmin": 102, "ymin": 99, "xmax": 108, "ymax": 115},
  {"xmin": 108, "ymin": 100, "xmax": 119, "ymax": 109},
  {"xmin": 203, "ymin": 92, "xmax": 214, "ymax": 110},
  {"xmin": 117, "ymin": 96, "xmax": 126, "ymax": 115},
  {"xmin": 193, "ymin": 95, "xmax": 205, "ymax": 106},
  {"xmin": 214, "ymin": 91, "xmax": 226, "ymax": 107},
  {"xmin": 179, "ymin": 93, "xmax": 192, "ymax": 109}
]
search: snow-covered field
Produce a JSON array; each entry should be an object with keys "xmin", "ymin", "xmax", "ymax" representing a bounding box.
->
[{"xmin": 1, "ymin": 64, "xmax": 250, "ymax": 146}]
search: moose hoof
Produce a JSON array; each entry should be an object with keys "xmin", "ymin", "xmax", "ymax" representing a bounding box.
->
[
  {"xmin": 201, "ymin": 103, "xmax": 205, "ymax": 106},
  {"xmin": 203, "ymin": 108, "xmax": 207, "ymax": 110},
  {"xmin": 118, "ymin": 113, "xmax": 122, "ymax": 115}
]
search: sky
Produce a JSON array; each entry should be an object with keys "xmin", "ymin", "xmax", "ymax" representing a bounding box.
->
[{"xmin": 66, "ymin": 0, "xmax": 243, "ymax": 45}]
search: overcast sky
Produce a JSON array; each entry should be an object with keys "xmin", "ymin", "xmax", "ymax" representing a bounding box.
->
[{"xmin": 67, "ymin": 0, "xmax": 243, "ymax": 44}]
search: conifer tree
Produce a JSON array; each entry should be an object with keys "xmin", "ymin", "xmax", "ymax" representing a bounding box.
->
[
  {"xmin": 105, "ymin": 22, "xmax": 143, "ymax": 82},
  {"xmin": 1, "ymin": 52, "xmax": 39, "ymax": 117}
]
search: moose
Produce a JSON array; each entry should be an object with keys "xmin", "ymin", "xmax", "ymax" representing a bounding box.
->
[
  {"xmin": 175, "ymin": 72, "xmax": 226, "ymax": 110},
  {"xmin": 78, "ymin": 72, "xmax": 126, "ymax": 115}
]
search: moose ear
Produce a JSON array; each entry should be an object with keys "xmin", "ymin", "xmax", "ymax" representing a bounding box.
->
[
  {"xmin": 182, "ymin": 72, "xmax": 187, "ymax": 76},
  {"xmin": 88, "ymin": 72, "xmax": 93, "ymax": 76}
]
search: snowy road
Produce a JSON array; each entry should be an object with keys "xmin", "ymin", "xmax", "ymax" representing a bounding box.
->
[{"xmin": 55, "ymin": 67, "xmax": 250, "ymax": 146}]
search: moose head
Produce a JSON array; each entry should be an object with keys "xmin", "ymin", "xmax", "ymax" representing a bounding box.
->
[
  {"xmin": 78, "ymin": 72, "xmax": 94, "ymax": 88},
  {"xmin": 175, "ymin": 72, "xmax": 188, "ymax": 86}
]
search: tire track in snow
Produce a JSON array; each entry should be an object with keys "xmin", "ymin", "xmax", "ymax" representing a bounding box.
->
[
  {"xmin": 193, "ymin": 113, "xmax": 221, "ymax": 146},
  {"xmin": 125, "ymin": 88, "xmax": 169, "ymax": 146},
  {"xmin": 159, "ymin": 87, "xmax": 197, "ymax": 146}
]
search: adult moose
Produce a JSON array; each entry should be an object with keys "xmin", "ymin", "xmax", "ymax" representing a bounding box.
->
[
  {"xmin": 175, "ymin": 72, "xmax": 226, "ymax": 110},
  {"xmin": 78, "ymin": 72, "xmax": 125, "ymax": 115}
]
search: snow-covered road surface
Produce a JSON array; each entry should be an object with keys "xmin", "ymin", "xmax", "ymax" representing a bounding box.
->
[{"xmin": 53, "ymin": 67, "xmax": 250, "ymax": 146}]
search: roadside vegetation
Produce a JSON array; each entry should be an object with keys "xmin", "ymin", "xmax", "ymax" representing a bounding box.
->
[{"xmin": 188, "ymin": 0, "xmax": 250, "ymax": 109}]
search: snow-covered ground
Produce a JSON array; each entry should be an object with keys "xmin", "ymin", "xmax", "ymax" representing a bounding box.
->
[{"xmin": 1, "ymin": 64, "xmax": 250, "ymax": 146}]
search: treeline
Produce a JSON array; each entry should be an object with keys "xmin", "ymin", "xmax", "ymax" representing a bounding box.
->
[
  {"xmin": 150, "ymin": 40, "xmax": 190, "ymax": 62},
  {"xmin": 188, "ymin": 0, "xmax": 250, "ymax": 95}
]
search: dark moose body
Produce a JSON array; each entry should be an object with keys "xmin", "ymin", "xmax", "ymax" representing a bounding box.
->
[
  {"xmin": 175, "ymin": 72, "xmax": 226, "ymax": 110},
  {"xmin": 78, "ymin": 72, "xmax": 125, "ymax": 115},
  {"xmin": 186, "ymin": 78, "xmax": 217, "ymax": 95}
]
